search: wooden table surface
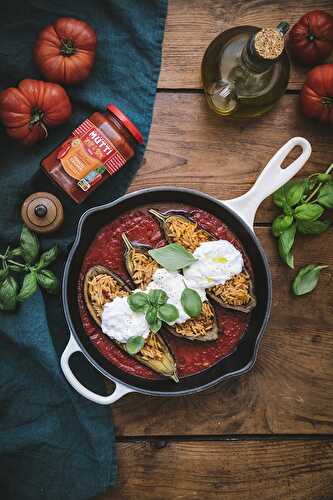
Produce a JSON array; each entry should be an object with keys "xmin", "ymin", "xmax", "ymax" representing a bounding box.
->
[{"xmin": 101, "ymin": 1, "xmax": 333, "ymax": 498}]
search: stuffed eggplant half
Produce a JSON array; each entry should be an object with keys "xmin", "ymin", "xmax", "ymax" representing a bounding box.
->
[
  {"xmin": 83, "ymin": 265, "xmax": 178, "ymax": 381},
  {"xmin": 149, "ymin": 209, "xmax": 256, "ymax": 314},
  {"xmin": 122, "ymin": 234, "xmax": 218, "ymax": 342}
]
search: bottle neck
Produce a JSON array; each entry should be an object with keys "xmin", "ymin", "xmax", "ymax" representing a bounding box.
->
[{"xmin": 241, "ymin": 35, "xmax": 273, "ymax": 74}]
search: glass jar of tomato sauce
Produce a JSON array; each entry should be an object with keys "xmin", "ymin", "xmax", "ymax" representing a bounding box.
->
[{"xmin": 41, "ymin": 104, "xmax": 144, "ymax": 203}]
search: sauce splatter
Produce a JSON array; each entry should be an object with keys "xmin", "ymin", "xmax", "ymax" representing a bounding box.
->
[{"xmin": 78, "ymin": 205, "xmax": 251, "ymax": 380}]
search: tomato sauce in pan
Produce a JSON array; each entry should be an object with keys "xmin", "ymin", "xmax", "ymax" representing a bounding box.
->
[{"xmin": 78, "ymin": 205, "xmax": 252, "ymax": 379}]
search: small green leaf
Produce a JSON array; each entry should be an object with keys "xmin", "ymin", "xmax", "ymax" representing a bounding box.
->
[
  {"xmin": 20, "ymin": 226, "xmax": 39, "ymax": 264},
  {"xmin": 127, "ymin": 292, "xmax": 148, "ymax": 313},
  {"xmin": 296, "ymin": 219, "xmax": 331, "ymax": 235},
  {"xmin": 0, "ymin": 276, "xmax": 18, "ymax": 311},
  {"xmin": 272, "ymin": 215, "xmax": 294, "ymax": 237},
  {"xmin": 145, "ymin": 306, "xmax": 162, "ymax": 332},
  {"xmin": 8, "ymin": 263, "xmax": 27, "ymax": 273},
  {"xmin": 126, "ymin": 336, "xmax": 145, "ymax": 355},
  {"xmin": 8, "ymin": 247, "xmax": 22, "ymax": 258},
  {"xmin": 145, "ymin": 305, "xmax": 158, "ymax": 324},
  {"xmin": 148, "ymin": 243, "xmax": 197, "ymax": 272},
  {"xmin": 285, "ymin": 181, "xmax": 306, "ymax": 207},
  {"xmin": 148, "ymin": 289, "xmax": 168, "ymax": 306},
  {"xmin": 17, "ymin": 272, "xmax": 38, "ymax": 302},
  {"xmin": 317, "ymin": 173, "xmax": 331, "ymax": 183},
  {"xmin": 292, "ymin": 264, "xmax": 328, "ymax": 296},
  {"xmin": 294, "ymin": 204, "xmax": 324, "ymax": 221},
  {"xmin": 0, "ymin": 267, "xmax": 9, "ymax": 285},
  {"xmin": 37, "ymin": 270, "xmax": 59, "ymax": 294},
  {"xmin": 181, "ymin": 287, "xmax": 202, "ymax": 318},
  {"xmin": 35, "ymin": 246, "xmax": 58, "ymax": 270},
  {"xmin": 273, "ymin": 184, "xmax": 288, "ymax": 208},
  {"xmin": 158, "ymin": 303, "xmax": 179, "ymax": 324},
  {"xmin": 318, "ymin": 181, "xmax": 333, "ymax": 208},
  {"xmin": 278, "ymin": 223, "xmax": 296, "ymax": 268}
]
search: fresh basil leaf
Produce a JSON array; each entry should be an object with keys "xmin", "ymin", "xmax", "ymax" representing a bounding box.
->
[
  {"xmin": 0, "ymin": 276, "xmax": 18, "ymax": 311},
  {"xmin": 272, "ymin": 215, "xmax": 294, "ymax": 237},
  {"xmin": 8, "ymin": 247, "xmax": 22, "ymax": 258},
  {"xmin": 317, "ymin": 173, "xmax": 331, "ymax": 183},
  {"xmin": 273, "ymin": 184, "xmax": 288, "ymax": 208},
  {"xmin": 292, "ymin": 264, "xmax": 328, "ymax": 296},
  {"xmin": 181, "ymin": 288, "xmax": 202, "ymax": 318},
  {"xmin": 158, "ymin": 303, "xmax": 179, "ymax": 324},
  {"xmin": 148, "ymin": 289, "xmax": 168, "ymax": 306},
  {"xmin": 294, "ymin": 203, "xmax": 324, "ymax": 221},
  {"xmin": 20, "ymin": 226, "xmax": 39, "ymax": 264},
  {"xmin": 37, "ymin": 270, "xmax": 59, "ymax": 294},
  {"xmin": 145, "ymin": 305, "xmax": 162, "ymax": 332},
  {"xmin": 278, "ymin": 224, "xmax": 296, "ymax": 268},
  {"xmin": 149, "ymin": 318, "xmax": 162, "ymax": 333},
  {"xmin": 8, "ymin": 263, "xmax": 27, "ymax": 273},
  {"xmin": 282, "ymin": 202, "xmax": 293, "ymax": 216},
  {"xmin": 35, "ymin": 245, "xmax": 58, "ymax": 270},
  {"xmin": 296, "ymin": 219, "xmax": 331, "ymax": 235},
  {"xmin": 148, "ymin": 243, "xmax": 196, "ymax": 272},
  {"xmin": 145, "ymin": 305, "xmax": 158, "ymax": 325},
  {"xmin": 127, "ymin": 292, "xmax": 148, "ymax": 313},
  {"xmin": 285, "ymin": 181, "xmax": 306, "ymax": 207},
  {"xmin": 17, "ymin": 272, "xmax": 38, "ymax": 302},
  {"xmin": 126, "ymin": 336, "xmax": 145, "ymax": 355},
  {"xmin": 0, "ymin": 268, "xmax": 9, "ymax": 285},
  {"xmin": 318, "ymin": 181, "xmax": 333, "ymax": 208}
]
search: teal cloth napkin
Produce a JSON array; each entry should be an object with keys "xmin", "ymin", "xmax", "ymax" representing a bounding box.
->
[{"xmin": 0, "ymin": 1, "xmax": 167, "ymax": 499}]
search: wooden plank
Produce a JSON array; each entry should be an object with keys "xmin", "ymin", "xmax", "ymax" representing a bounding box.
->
[
  {"xmin": 130, "ymin": 92, "xmax": 333, "ymax": 224},
  {"xmin": 99, "ymin": 440, "xmax": 333, "ymax": 500},
  {"xmin": 160, "ymin": 0, "xmax": 333, "ymax": 89},
  {"xmin": 110, "ymin": 227, "xmax": 333, "ymax": 436}
]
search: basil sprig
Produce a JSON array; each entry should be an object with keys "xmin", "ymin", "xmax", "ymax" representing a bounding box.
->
[
  {"xmin": 272, "ymin": 165, "xmax": 333, "ymax": 270},
  {"xmin": 292, "ymin": 265, "xmax": 328, "ymax": 296},
  {"xmin": 128, "ymin": 288, "xmax": 179, "ymax": 333},
  {"xmin": 0, "ymin": 225, "xmax": 60, "ymax": 312},
  {"xmin": 148, "ymin": 243, "xmax": 196, "ymax": 272}
]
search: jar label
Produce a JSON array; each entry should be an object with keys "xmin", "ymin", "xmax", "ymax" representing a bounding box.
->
[{"xmin": 56, "ymin": 118, "xmax": 126, "ymax": 191}]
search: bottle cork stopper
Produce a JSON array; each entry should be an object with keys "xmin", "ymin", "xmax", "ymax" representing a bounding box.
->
[
  {"xmin": 254, "ymin": 28, "xmax": 285, "ymax": 60},
  {"xmin": 21, "ymin": 192, "xmax": 64, "ymax": 234}
]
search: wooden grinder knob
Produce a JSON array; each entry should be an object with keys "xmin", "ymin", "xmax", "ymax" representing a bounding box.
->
[{"xmin": 21, "ymin": 192, "xmax": 64, "ymax": 234}]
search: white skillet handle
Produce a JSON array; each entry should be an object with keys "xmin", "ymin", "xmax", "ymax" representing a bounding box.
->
[
  {"xmin": 222, "ymin": 137, "xmax": 312, "ymax": 230},
  {"xmin": 61, "ymin": 334, "xmax": 134, "ymax": 405}
]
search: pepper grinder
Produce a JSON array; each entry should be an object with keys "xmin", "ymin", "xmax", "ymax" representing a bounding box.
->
[{"xmin": 21, "ymin": 192, "xmax": 64, "ymax": 234}]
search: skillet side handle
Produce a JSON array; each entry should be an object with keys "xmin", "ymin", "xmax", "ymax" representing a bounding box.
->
[
  {"xmin": 61, "ymin": 334, "xmax": 134, "ymax": 405},
  {"xmin": 222, "ymin": 137, "xmax": 312, "ymax": 230}
]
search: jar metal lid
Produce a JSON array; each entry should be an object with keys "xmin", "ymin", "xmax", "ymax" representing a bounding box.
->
[{"xmin": 107, "ymin": 103, "xmax": 144, "ymax": 145}]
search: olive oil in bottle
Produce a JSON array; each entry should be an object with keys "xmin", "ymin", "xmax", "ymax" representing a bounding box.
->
[{"xmin": 201, "ymin": 22, "xmax": 290, "ymax": 118}]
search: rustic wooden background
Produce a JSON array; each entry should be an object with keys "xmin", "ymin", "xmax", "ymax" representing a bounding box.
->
[{"xmin": 101, "ymin": 1, "xmax": 333, "ymax": 498}]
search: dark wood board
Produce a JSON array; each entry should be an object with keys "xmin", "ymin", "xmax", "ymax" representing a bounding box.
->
[{"xmin": 100, "ymin": 439, "xmax": 333, "ymax": 500}]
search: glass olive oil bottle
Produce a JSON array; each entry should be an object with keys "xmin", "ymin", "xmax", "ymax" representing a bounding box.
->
[{"xmin": 202, "ymin": 22, "xmax": 290, "ymax": 118}]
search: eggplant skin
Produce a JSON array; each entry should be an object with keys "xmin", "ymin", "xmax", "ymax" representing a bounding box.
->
[{"xmin": 83, "ymin": 264, "xmax": 179, "ymax": 382}]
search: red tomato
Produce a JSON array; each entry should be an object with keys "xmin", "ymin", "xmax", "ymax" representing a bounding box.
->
[
  {"xmin": 34, "ymin": 17, "xmax": 97, "ymax": 85},
  {"xmin": 289, "ymin": 10, "xmax": 333, "ymax": 65},
  {"xmin": 300, "ymin": 64, "xmax": 333, "ymax": 123},
  {"xmin": 0, "ymin": 79, "xmax": 72, "ymax": 146}
]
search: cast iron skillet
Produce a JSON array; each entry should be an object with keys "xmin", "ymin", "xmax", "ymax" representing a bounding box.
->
[{"xmin": 61, "ymin": 137, "xmax": 311, "ymax": 404}]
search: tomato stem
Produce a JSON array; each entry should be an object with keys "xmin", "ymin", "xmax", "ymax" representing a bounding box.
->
[
  {"xmin": 321, "ymin": 96, "xmax": 333, "ymax": 107},
  {"xmin": 307, "ymin": 33, "xmax": 316, "ymax": 42},
  {"xmin": 29, "ymin": 107, "xmax": 48, "ymax": 139},
  {"xmin": 60, "ymin": 38, "xmax": 76, "ymax": 56}
]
